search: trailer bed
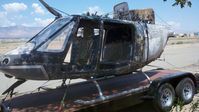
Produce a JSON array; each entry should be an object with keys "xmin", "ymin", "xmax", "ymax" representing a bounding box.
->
[{"xmin": 1, "ymin": 69, "xmax": 197, "ymax": 112}]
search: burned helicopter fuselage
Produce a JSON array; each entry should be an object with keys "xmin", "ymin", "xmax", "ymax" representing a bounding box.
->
[{"xmin": 0, "ymin": 15, "xmax": 168, "ymax": 80}]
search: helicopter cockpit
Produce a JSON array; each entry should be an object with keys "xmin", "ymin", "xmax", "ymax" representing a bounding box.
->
[{"xmin": 6, "ymin": 16, "xmax": 74, "ymax": 55}]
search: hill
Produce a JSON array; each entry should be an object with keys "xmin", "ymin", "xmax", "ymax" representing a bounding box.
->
[{"xmin": 0, "ymin": 26, "xmax": 43, "ymax": 39}]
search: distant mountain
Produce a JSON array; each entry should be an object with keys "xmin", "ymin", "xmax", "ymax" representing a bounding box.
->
[{"xmin": 0, "ymin": 26, "xmax": 43, "ymax": 39}]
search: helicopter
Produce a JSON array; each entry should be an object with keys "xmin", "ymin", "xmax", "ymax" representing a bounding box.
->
[{"xmin": 0, "ymin": 0, "xmax": 169, "ymax": 95}]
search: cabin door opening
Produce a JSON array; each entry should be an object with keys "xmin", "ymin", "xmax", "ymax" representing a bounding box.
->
[
  {"xmin": 101, "ymin": 22, "xmax": 133, "ymax": 64},
  {"xmin": 71, "ymin": 19, "xmax": 100, "ymax": 70}
]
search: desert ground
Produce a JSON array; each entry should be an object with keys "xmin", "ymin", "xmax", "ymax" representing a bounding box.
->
[{"xmin": 0, "ymin": 37, "xmax": 199, "ymax": 111}]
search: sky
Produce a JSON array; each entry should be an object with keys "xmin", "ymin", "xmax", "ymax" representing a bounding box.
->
[{"xmin": 0, "ymin": 0, "xmax": 198, "ymax": 33}]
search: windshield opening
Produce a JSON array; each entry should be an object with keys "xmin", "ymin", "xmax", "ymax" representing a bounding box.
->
[
  {"xmin": 37, "ymin": 21, "xmax": 75, "ymax": 52},
  {"xmin": 29, "ymin": 17, "xmax": 73, "ymax": 47}
]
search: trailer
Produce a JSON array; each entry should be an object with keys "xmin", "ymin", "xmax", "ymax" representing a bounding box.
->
[{"xmin": 0, "ymin": 69, "xmax": 198, "ymax": 112}]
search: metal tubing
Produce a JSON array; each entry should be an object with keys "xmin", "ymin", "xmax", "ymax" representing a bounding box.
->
[{"xmin": 74, "ymin": 84, "xmax": 150, "ymax": 105}]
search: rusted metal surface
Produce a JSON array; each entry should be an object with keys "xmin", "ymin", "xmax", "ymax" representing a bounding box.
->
[
  {"xmin": 129, "ymin": 9, "xmax": 155, "ymax": 24},
  {"xmin": 1, "ymin": 69, "xmax": 190, "ymax": 112}
]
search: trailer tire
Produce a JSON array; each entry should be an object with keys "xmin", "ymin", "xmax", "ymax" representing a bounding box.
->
[
  {"xmin": 175, "ymin": 78, "xmax": 195, "ymax": 104},
  {"xmin": 154, "ymin": 83, "xmax": 175, "ymax": 112}
]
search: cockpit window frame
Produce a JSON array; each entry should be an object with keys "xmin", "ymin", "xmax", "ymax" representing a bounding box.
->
[
  {"xmin": 29, "ymin": 16, "xmax": 74, "ymax": 52},
  {"xmin": 36, "ymin": 21, "xmax": 75, "ymax": 53}
]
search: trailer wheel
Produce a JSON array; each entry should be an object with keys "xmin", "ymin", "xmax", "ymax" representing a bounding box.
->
[
  {"xmin": 175, "ymin": 78, "xmax": 195, "ymax": 104},
  {"xmin": 154, "ymin": 83, "xmax": 175, "ymax": 112}
]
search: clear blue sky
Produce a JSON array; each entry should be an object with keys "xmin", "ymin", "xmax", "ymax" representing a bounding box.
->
[{"xmin": 0, "ymin": 0, "xmax": 198, "ymax": 33}]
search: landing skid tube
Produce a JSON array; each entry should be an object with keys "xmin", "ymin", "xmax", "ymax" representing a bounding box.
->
[
  {"xmin": 2, "ymin": 80, "xmax": 26, "ymax": 96},
  {"xmin": 1, "ymin": 80, "xmax": 26, "ymax": 112},
  {"xmin": 75, "ymin": 76, "xmax": 150, "ymax": 105}
]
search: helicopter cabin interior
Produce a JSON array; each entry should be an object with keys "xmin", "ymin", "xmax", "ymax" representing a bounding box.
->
[{"xmin": 65, "ymin": 18, "xmax": 136, "ymax": 71}]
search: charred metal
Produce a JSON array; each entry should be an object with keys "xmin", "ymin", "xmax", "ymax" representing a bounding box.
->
[
  {"xmin": 0, "ymin": 1, "xmax": 198, "ymax": 112},
  {"xmin": 0, "ymin": 14, "xmax": 168, "ymax": 80}
]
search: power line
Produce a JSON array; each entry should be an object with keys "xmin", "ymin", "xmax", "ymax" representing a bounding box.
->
[{"xmin": 155, "ymin": 12, "xmax": 171, "ymax": 28}]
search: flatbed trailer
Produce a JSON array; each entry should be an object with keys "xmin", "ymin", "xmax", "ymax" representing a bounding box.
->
[{"xmin": 1, "ymin": 69, "xmax": 199, "ymax": 112}]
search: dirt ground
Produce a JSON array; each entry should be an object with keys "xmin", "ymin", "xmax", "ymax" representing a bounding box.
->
[
  {"xmin": 0, "ymin": 37, "xmax": 199, "ymax": 112},
  {"xmin": 167, "ymin": 37, "xmax": 199, "ymax": 45}
]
